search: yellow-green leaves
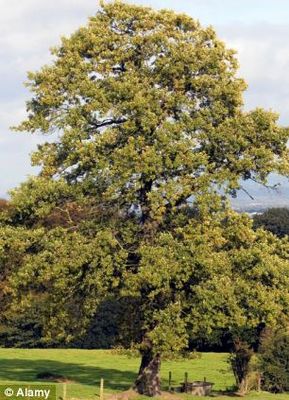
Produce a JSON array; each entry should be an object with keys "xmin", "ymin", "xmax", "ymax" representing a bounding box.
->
[
  {"xmin": 15, "ymin": 2, "xmax": 289, "ymax": 226},
  {"xmin": 8, "ymin": 1, "xmax": 289, "ymax": 355}
]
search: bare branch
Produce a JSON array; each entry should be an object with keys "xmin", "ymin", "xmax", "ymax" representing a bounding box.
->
[
  {"xmin": 249, "ymin": 177, "xmax": 281, "ymax": 191},
  {"xmin": 88, "ymin": 117, "xmax": 127, "ymax": 130},
  {"xmin": 239, "ymin": 186, "xmax": 255, "ymax": 200}
]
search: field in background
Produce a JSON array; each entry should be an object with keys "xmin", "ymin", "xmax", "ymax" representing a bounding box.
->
[{"xmin": 0, "ymin": 349, "xmax": 288, "ymax": 399}]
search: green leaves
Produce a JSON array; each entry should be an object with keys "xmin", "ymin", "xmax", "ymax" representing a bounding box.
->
[
  {"xmin": 123, "ymin": 208, "xmax": 289, "ymax": 351},
  {"xmin": 15, "ymin": 1, "xmax": 289, "ymax": 226},
  {"xmin": 4, "ymin": 227, "xmax": 127, "ymax": 344},
  {"xmin": 5, "ymin": 1, "xmax": 289, "ymax": 357}
]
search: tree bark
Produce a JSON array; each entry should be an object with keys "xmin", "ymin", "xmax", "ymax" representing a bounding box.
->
[
  {"xmin": 134, "ymin": 343, "xmax": 161, "ymax": 397},
  {"xmin": 230, "ymin": 339, "xmax": 253, "ymax": 395}
]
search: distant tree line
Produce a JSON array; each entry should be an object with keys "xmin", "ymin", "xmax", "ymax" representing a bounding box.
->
[{"xmin": 253, "ymin": 207, "xmax": 289, "ymax": 238}]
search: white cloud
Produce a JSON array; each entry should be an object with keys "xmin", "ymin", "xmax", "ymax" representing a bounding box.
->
[
  {"xmin": 216, "ymin": 22, "xmax": 289, "ymax": 124},
  {"xmin": 0, "ymin": 0, "xmax": 100, "ymax": 196}
]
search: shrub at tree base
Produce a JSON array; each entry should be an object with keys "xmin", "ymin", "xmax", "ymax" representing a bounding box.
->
[{"xmin": 260, "ymin": 329, "xmax": 289, "ymax": 393}]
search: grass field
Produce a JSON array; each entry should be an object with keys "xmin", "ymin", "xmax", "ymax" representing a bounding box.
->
[{"xmin": 0, "ymin": 349, "xmax": 288, "ymax": 399}]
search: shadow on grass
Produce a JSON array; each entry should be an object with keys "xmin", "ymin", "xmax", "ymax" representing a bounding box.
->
[
  {"xmin": 0, "ymin": 358, "xmax": 137, "ymax": 391},
  {"xmin": 0, "ymin": 359, "xmax": 239, "ymax": 397},
  {"xmin": 208, "ymin": 391, "xmax": 244, "ymax": 398}
]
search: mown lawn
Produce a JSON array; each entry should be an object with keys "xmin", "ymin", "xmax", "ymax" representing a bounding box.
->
[{"xmin": 0, "ymin": 349, "xmax": 288, "ymax": 399}]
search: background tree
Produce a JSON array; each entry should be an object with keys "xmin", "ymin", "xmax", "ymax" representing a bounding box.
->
[
  {"xmin": 259, "ymin": 328, "xmax": 289, "ymax": 393},
  {"xmin": 0, "ymin": 199, "xmax": 9, "ymax": 212},
  {"xmin": 0, "ymin": 225, "xmax": 45, "ymax": 347},
  {"xmin": 253, "ymin": 207, "xmax": 289, "ymax": 238},
  {"xmin": 9, "ymin": 1, "xmax": 289, "ymax": 396}
]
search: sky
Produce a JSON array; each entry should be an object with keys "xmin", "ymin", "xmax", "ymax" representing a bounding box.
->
[{"xmin": 1, "ymin": 0, "xmax": 289, "ymax": 202}]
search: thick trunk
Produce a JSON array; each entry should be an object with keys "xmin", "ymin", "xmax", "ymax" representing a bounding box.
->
[
  {"xmin": 231, "ymin": 340, "xmax": 253, "ymax": 395},
  {"xmin": 134, "ymin": 346, "xmax": 161, "ymax": 397}
]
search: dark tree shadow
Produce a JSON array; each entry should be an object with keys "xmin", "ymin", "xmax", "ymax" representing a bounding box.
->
[
  {"xmin": 0, "ymin": 359, "xmax": 137, "ymax": 391},
  {"xmin": 208, "ymin": 391, "xmax": 244, "ymax": 397},
  {"xmin": 0, "ymin": 359, "xmax": 240, "ymax": 397}
]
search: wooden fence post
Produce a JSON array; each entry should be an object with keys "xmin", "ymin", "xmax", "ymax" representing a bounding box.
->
[
  {"xmin": 100, "ymin": 378, "xmax": 104, "ymax": 400},
  {"xmin": 63, "ymin": 383, "xmax": 67, "ymax": 400},
  {"xmin": 168, "ymin": 371, "xmax": 172, "ymax": 391},
  {"xmin": 184, "ymin": 372, "xmax": 188, "ymax": 392}
]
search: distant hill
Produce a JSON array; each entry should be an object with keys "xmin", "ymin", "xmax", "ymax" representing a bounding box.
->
[{"xmin": 231, "ymin": 174, "xmax": 289, "ymax": 213}]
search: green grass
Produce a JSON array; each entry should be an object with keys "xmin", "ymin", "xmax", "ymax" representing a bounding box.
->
[{"xmin": 0, "ymin": 349, "xmax": 288, "ymax": 399}]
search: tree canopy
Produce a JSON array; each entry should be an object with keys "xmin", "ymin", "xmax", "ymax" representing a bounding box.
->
[{"xmin": 3, "ymin": 1, "xmax": 289, "ymax": 396}]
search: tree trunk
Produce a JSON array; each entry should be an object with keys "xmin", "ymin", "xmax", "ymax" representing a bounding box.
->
[
  {"xmin": 134, "ymin": 344, "xmax": 161, "ymax": 397},
  {"xmin": 230, "ymin": 339, "xmax": 253, "ymax": 395}
]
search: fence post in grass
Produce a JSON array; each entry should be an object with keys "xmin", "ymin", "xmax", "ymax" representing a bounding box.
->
[
  {"xmin": 184, "ymin": 372, "xmax": 188, "ymax": 392},
  {"xmin": 257, "ymin": 373, "xmax": 261, "ymax": 392},
  {"xmin": 100, "ymin": 378, "xmax": 104, "ymax": 400},
  {"xmin": 168, "ymin": 371, "xmax": 172, "ymax": 391},
  {"xmin": 63, "ymin": 383, "xmax": 67, "ymax": 400}
]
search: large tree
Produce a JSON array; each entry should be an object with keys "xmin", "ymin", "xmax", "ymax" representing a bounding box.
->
[{"xmin": 9, "ymin": 1, "xmax": 289, "ymax": 395}]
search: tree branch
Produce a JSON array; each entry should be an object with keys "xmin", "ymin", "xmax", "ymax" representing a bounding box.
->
[{"xmin": 88, "ymin": 117, "xmax": 127, "ymax": 130}]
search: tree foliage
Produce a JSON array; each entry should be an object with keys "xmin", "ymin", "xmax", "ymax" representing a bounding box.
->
[
  {"xmin": 259, "ymin": 329, "xmax": 289, "ymax": 393},
  {"xmin": 3, "ymin": 1, "xmax": 289, "ymax": 395}
]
